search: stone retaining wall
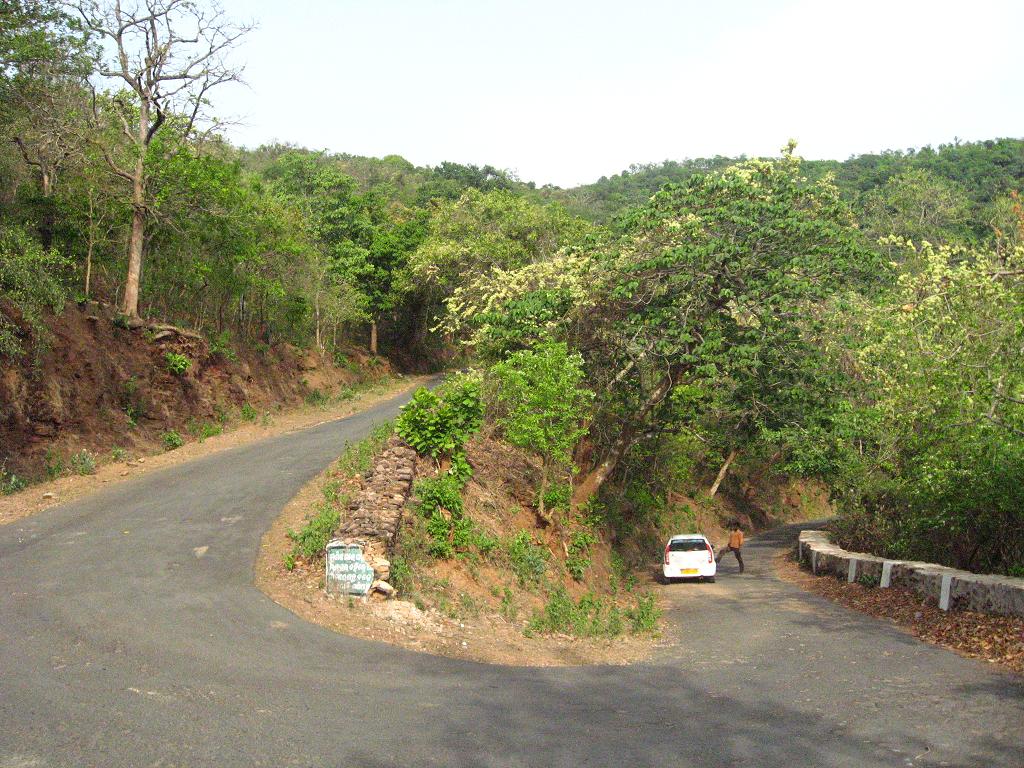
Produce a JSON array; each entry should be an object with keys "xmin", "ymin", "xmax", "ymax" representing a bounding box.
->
[
  {"xmin": 796, "ymin": 530, "xmax": 1024, "ymax": 618},
  {"xmin": 332, "ymin": 436, "xmax": 417, "ymax": 589}
]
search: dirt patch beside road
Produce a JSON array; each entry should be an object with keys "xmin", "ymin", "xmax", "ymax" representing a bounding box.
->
[{"xmin": 777, "ymin": 552, "xmax": 1024, "ymax": 676}]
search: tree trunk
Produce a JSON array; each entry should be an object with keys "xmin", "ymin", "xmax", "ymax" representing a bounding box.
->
[
  {"xmin": 708, "ymin": 448, "xmax": 739, "ymax": 498},
  {"xmin": 537, "ymin": 463, "xmax": 550, "ymax": 524},
  {"xmin": 122, "ymin": 198, "xmax": 144, "ymax": 317},
  {"xmin": 369, "ymin": 320, "xmax": 378, "ymax": 356},
  {"xmin": 39, "ymin": 170, "xmax": 54, "ymax": 250},
  {"xmin": 572, "ymin": 372, "xmax": 676, "ymax": 506},
  {"xmin": 84, "ymin": 189, "xmax": 94, "ymax": 299},
  {"xmin": 122, "ymin": 105, "xmax": 148, "ymax": 318}
]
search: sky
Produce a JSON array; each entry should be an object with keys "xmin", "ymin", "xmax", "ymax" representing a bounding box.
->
[{"xmin": 208, "ymin": 0, "xmax": 1024, "ymax": 188}]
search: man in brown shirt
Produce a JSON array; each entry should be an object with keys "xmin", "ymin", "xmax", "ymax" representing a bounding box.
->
[{"xmin": 716, "ymin": 524, "xmax": 745, "ymax": 573}]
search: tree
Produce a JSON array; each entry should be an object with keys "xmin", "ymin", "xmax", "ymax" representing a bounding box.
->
[
  {"xmin": 0, "ymin": 223, "xmax": 69, "ymax": 358},
  {"xmin": 489, "ymin": 342, "xmax": 594, "ymax": 522},
  {"xmin": 859, "ymin": 168, "xmax": 972, "ymax": 247},
  {"xmin": 572, "ymin": 146, "xmax": 879, "ymax": 505},
  {"xmin": 70, "ymin": 0, "xmax": 251, "ymax": 318},
  {"xmin": 830, "ymin": 240, "xmax": 1024, "ymax": 573}
]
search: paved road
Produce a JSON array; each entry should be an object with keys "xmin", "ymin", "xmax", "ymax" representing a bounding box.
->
[{"xmin": 2, "ymin": 389, "xmax": 1022, "ymax": 767}]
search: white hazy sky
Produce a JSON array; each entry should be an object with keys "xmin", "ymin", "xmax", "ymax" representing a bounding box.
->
[{"xmin": 210, "ymin": 0, "xmax": 1024, "ymax": 187}]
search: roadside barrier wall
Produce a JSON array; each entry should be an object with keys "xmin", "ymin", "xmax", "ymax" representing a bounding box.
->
[{"xmin": 796, "ymin": 530, "xmax": 1024, "ymax": 618}]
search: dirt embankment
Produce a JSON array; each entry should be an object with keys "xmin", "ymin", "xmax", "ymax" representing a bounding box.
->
[
  {"xmin": 1, "ymin": 301, "xmax": 390, "ymax": 482},
  {"xmin": 258, "ymin": 433, "xmax": 659, "ymax": 667}
]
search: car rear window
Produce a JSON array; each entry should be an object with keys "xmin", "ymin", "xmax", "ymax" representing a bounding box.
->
[{"xmin": 669, "ymin": 539, "xmax": 707, "ymax": 552}]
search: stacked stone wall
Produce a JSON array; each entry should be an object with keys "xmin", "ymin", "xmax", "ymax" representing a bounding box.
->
[{"xmin": 332, "ymin": 436, "xmax": 417, "ymax": 592}]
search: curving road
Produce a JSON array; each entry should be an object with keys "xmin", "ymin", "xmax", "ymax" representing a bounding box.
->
[{"xmin": 1, "ymin": 389, "xmax": 1022, "ymax": 767}]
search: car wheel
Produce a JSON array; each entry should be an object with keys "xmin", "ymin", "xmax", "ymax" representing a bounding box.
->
[{"xmin": 706, "ymin": 576, "xmax": 716, "ymax": 583}]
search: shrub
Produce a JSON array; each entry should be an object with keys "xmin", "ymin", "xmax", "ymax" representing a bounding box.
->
[
  {"xmin": 506, "ymin": 530, "xmax": 549, "ymax": 586},
  {"xmin": 111, "ymin": 446, "xmax": 128, "ymax": 462},
  {"xmin": 625, "ymin": 592, "xmax": 661, "ymax": 634},
  {"xmin": 1, "ymin": 464, "xmax": 27, "ymax": 495},
  {"xmin": 390, "ymin": 555, "xmax": 414, "ymax": 593},
  {"xmin": 240, "ymin": 403, "xmax": 258, "ymax": 422},
  {"xmin": 565, "ymin": 529, "xmax": 597, "ymax": 581},
  {"xmin": 542, "ymin": 481, "xmax": 572, "ymax": 513},
  {"xmin": 286, "ymin": 503, "xmax": 340, "ymax": 563},
  {"xmin": 70, "ymin": 449, "xmax": 97, "ymax": 476},
  {"xmin": 120, "ymin": 376, "xmax": 144, "ymax": 426},
  {"xmin": 527, "ymin": 587, "xmax": 624, "ymax": 638},
  {"xmin": 161, "ymin": 430, "xmax": 184, "ymax": 451},
  {"xmin": 208, "ymin": 331, "xmax": 237, "ymax": 361},
  {"xmin": 415, "ymin": 474, "xmax": 472, "ymax": 558},
  {"xmin": 164, "ymin": 352, "xmax": 192, "ymax": 376},
  {"xmin": 188, "ymin": 420, "xmax": 222, "ymax": 442},
  {"xmin": 43, "ymin": 449, "xmax": 65, "ymax": 479},
  {"xmin": 305, "ymin": 388, "xmax": 330, "ymax": 407},
  {"xmin": 0, "ymin": 225, "xmax": 69, "ymax": 360},
  {"xmin": 396, "ymin": 376, "xmax": 483, "ymax": 458}
]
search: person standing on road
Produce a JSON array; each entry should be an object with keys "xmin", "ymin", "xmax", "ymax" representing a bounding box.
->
[{"xmin": 717, "ymin": 523, "xmax": 745, "ymax": 573}]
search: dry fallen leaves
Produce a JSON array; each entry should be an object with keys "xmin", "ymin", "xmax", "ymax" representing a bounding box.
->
[{"xmin": 777, "ymin": 553, "xmax": 1024, "ymax": 676}]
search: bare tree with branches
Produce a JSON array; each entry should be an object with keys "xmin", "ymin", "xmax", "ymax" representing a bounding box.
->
[{"xmin": 68, "ymin": 0, "xmax": 251, "ymax": 318}]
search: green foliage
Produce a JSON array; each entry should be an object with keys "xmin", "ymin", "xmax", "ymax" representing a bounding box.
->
[
  {"xmin": 43, "ymin": 448, "xmax": 64, "ymax": 479},
  {"xmin": 565, "ymin": 529, "xmax": 597, "ymax": 581},
  {"xmin": 0, "ymin": 225, "xmax": 69, "ymax": 359},
  {"xmin": 489, "ymin": 342, "xmax": 593, "ymax": 469},
  {"xmin": 160, "ymin": 430, "xmax": 184, "ymax": 451},
  {"xmin": 505, "ymin": 530, "xmax": 549, "ymax": 587},
  {"xmin": 285, "ymin": 503, "xmax": 340, "ymax": 565},
  {"xmin": 240, "ymin": 402, "xmax": 258, "ymax": 422},
  {"xmin": 542, "ymin": 481, "xmax": 572, "ymax": 513},
  {"xmin": 488, "ymin": 342, "xmax": 593, "ymax": 517},
  {"xmin": 396, "ymin": 376, "xmax": 483, "ymax": 458},
  {"xmin": 828, "ymin": 240, "xmax": 1024, "ymax": 573},
  {"xmin": 164, "ymin": 352, "xmax": 191, "ymax": 376},
  {"xmin": 69, "ymin": 449, "xmax": 96, "ymax": 476},
  {"xmin": 304, "ymin": 388, "xmax": 330, "ymax": 407},
  {"xmin": 857, "ymin": 572, "xmax": 881, "ymax": 589},
  {"xmin": 208, "ymin": 331, "xmax": 238, "ymax": 361},
  {"xmin": 111, "ymin": 446, "xmax": 127, "ymax": 462},
  {"xmin": 415, "ymin": 474, "xmax": 472, "ymax": 559},
  {"xmin": 526, "ymin": 588, "xmax": 624, "ymax": 638},
  {"xmin": 625, "ymin": 592, "xmax": 661, "ymax": 634},
  {"xmin": 1, "ymin": 463, "xmax": 27, "ymax": 495},
  {"xmin": 188, "ymin": 420, "xmax": 222, "ymax": 442},
  {"xmin": 390, "ymin": 555, "xmax": 414, "ymax": 593}
]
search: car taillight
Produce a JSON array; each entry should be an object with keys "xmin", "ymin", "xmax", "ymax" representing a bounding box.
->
[
  {"xmin": 664, "ymin": 545, "xmax": 670, "ymax": 565},
  {"xmin": 706, "ymin": 543, "xmax": 714, "ymax": 563}
]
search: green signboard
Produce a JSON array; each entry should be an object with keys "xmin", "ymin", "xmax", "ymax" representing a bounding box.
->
[{"xmin": 325, "ymin": 541, "xmax": 375, "ymax": 595}]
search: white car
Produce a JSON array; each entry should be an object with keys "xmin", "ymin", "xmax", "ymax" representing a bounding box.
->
[{"xmin": 662, "ymin": 534, "xmax": 717, "ymax": 582}]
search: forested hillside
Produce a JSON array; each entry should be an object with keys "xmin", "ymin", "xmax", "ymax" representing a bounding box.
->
[{"xmin": 2, "ymin": 1, "xmax": 1022, "ymax": 580}]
